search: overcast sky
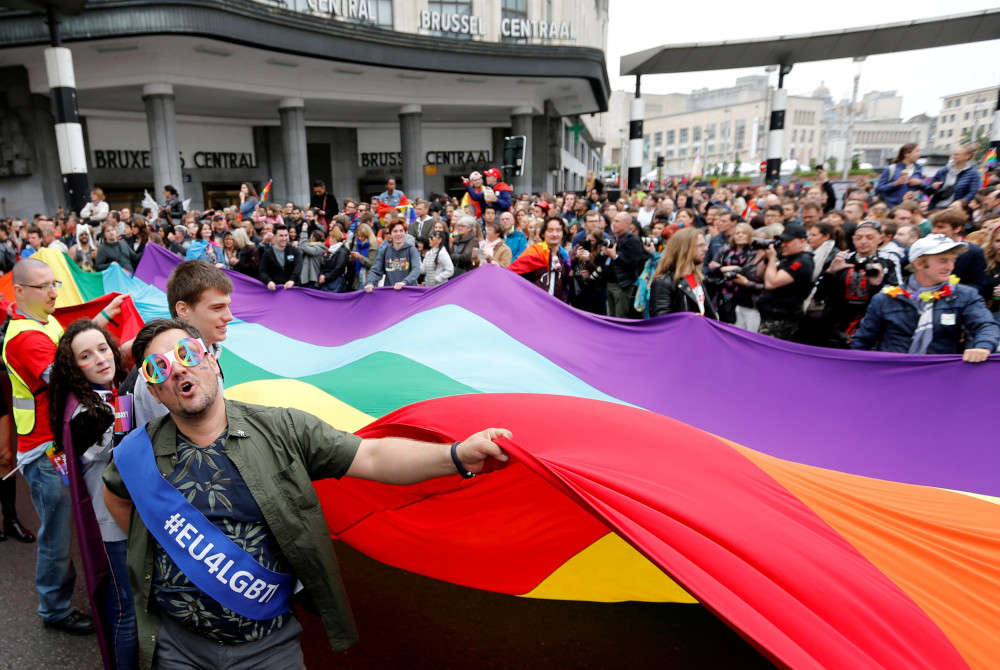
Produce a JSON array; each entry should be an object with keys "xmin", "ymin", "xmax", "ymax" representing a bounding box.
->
[{"xmin": 606, "ymin": 1, "xmax": 999, "ymax": 120}]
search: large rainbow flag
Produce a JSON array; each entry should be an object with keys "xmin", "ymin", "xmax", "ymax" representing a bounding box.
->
[{"xmin": 16, "ymin": 244, "xmax": 1000, "ymax": 668}]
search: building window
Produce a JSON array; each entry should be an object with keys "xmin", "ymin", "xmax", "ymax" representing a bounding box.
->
[
  {"xmin": 964, "ymin": 111, "xmax": 970, "ymax": 120},
  {"xmin": 692, "ymin": 126, "xmax": 701, "ymax": 143},
  {"xmin": 370, "ymin": 0, "xmax": 392, "ymax": 28},
  {"xmin": 500, "ymin": 0, "xmax": 527, "ymax": 44},
  {"xmin": 654, "ymin": 131, "xmax": 662, "ymax": 146},
  {"xmin": 679, "ymin": 128, "xmax": 688, "ymax": 144},
  {"xmin": 427, "ymin": 0, "xmax": 472, "ymax": 39},
  {"xmin": 734, "ymin": 120, "xmax": 746, "ymax": 149},
  {"xmin": 666, "ymin": 130, "xmax": 675, "ymax": 145}
]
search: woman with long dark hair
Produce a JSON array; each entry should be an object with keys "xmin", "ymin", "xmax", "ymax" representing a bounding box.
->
[
  {"xmin": 422, "ymin": 230, "xmax": 454, "ymax": 286},
  {"xmin": 875, "ymin": 143, "xmax": 924, "ymax": 207},
  {"xmin": 124, "ymin": 216, "xmax": 149, "ymax": 261},
  {"xmin": 238, "ymin": 182, "xmax": 259, "ymax": 220},
  {"xmin": 48, "ymin": 320, "xmax": 137, "ymax": 670}
]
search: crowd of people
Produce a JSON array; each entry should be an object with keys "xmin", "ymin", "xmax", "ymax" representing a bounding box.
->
[
  {"xmin": 3, "ymin": 144, "xmax": 999, "ymax": 354},
  {"xmin": 0, "ymin": 141, "xmax": 998, "ymax": 669}
]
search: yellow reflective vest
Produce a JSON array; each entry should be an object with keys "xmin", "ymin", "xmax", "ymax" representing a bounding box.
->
[{"xmin": 2, "ymin": 315, "xmax": 63, "ymax": 436}]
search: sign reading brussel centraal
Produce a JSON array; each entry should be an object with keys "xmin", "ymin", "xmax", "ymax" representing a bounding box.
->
[{"xmin": 295, "ymin": 0, "xmax": 576, "ymax": 41}]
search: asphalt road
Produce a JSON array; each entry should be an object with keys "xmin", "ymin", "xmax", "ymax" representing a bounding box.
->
[{"xmin": 1, "ymin": 475, "xmax": 773, "ymax": 669}]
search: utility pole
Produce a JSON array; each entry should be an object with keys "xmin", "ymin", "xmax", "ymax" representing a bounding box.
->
[{"xmin": 841, "ymin": 56, "xmax": 865, "ymax": 181}]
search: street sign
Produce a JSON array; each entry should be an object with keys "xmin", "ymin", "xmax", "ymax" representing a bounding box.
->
[{"xmin": 759, "ymin": 161, "xmax": 767, "ymax": 173}]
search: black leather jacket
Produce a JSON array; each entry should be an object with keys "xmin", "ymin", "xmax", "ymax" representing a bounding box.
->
[{"xmin": 649, "ymin": 274, "xmax": 719, "ymax": 319}]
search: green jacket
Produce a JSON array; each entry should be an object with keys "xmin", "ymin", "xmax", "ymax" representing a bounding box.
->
[{"xmin": 103, "ymin": 399, "xmax": 362, "ymax": 667}]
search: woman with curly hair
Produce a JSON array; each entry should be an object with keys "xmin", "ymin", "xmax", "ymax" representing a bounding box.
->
[{"xmin": 48, "ymin": 320, "xmax": 137, "ymax": 669}]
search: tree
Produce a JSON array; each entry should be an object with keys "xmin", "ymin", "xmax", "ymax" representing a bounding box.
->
[
  {"xmin": 826, "ymin": 156, "xmax": 838, "ymax": 172},
  {"xmin": 851, "ymin": 153, "xmax": 861, "ymax": 171},
  {"xmin": 959, "ymin": 128, "xmax": 991, "ymax": 162}
]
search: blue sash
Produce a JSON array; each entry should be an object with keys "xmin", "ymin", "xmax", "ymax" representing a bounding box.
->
[{"xmin": 113, "ymin": 428, "xmax": 294, "ymax": 620}]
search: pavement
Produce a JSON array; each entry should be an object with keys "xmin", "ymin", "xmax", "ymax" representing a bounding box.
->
[
  {"xmin": 1, "ymin": 473, "xmax": 772, "ymax": 669},
  {"xmin": 0, "ymin": 474, "xmax": 101, "ymax": 670}
]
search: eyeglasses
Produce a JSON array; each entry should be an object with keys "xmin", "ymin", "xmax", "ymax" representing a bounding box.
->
[
  {"xmin": 17, "ymin": 281, "xmax": 62, "ymax": 291},
  {"xmin": 141, "ymin": 338, "xmax": 206, "ymax": 384}
]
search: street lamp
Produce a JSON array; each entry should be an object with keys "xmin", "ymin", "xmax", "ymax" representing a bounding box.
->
[{"xmin": 841, "ymin": 56, "xmax": 866, "ymax": 181}]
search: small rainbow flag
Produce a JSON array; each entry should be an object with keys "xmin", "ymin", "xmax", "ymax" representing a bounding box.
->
[
  {"xmin": 259, "ymin": 179, "xmax": 273, "ymax": 206},
  {"xmin": 981, "ymin": 148, "xmax": 998, "ymax": 178}
]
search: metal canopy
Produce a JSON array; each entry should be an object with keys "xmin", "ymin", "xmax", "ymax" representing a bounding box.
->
[
  {"xmin": 621, "ymin": 9, "xmax": 1000, "ymax": 76},
  {"xmin": 0, "ymin": 0, "xmax": 87, "ymax": 16}
]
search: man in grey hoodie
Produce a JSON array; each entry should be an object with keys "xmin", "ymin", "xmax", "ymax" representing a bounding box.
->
[{"xmin": 364, "ymin": 220, "xmax": 421, "ymax": 292}]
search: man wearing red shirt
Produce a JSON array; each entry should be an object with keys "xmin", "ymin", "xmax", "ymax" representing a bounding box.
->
[{"xmin": 4, "ymin": 259, "xmax": 122, "ymax": 634}]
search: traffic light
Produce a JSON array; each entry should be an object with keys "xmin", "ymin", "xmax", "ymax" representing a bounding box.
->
[{"xmin": 503, "ymin": 135, "xmax": 526, "ymax": 179}]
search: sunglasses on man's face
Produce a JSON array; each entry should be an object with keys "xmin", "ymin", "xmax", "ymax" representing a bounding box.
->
[{"xmin": 141, "ymin": 338, "xmax": 207, "ymax": 384}]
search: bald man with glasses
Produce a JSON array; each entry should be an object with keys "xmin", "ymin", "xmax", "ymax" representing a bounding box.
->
[{"xmin": 4, "ymin": 258, "xmax": 124, "ymax": 634}]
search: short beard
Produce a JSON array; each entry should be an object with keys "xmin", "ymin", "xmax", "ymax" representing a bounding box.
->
[{"xmin": 174, "ymin": 373, "xmax": 220, "ymax": 418}]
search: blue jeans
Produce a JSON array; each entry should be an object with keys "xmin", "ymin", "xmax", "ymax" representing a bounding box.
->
[
  {"xmin": 21, "ymin": 453, "xmax": 75, "ymax": 622},
  {"xmin": 320, "ymin": 276, "xmax": 344, "ymax": 293},
  {"xmin": 105, "ymin": 540, "xmax": 139, "ymax": 670}
]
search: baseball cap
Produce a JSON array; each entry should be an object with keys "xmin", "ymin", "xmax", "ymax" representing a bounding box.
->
[
  {"xmin": 483, "ymin": 168, "xmax": 502, "ymax": 180},
  {"xmin": 908, "ymin": 233, "xmax": 967, "ymax": 263},
  {"xmin": 534, "ymin": 200, "xmax": 550, "ymax": 212},
  {"xmin": 777, "ymin": 222, "xmax": 807, "ymax": 241},
  {"xmin": 855, "ymin": 220, "xmax": 881, "ymax": 232},
  {"xmin": 469, "ymin": 171, "xmax": 483, "ymax": 181}
]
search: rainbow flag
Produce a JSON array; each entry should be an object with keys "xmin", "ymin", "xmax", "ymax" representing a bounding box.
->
[
  {"xmin": 17, "ymin": 245, "xmax": 1000, "ymax": 669},
  {"xmin": 981, "ymin": 147, "xmax": 998, "ymax": 179},
  {"xmin": 259, "ymin": 179, "xmax": 273, "ymax": 206},
  {"xmin": 397, "ymin": 202, "xmax": 417, "ymax": 227}
]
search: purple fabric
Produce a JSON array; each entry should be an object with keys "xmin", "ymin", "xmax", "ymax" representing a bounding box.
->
[
  {"xmin": 138, "ymin": 244, "xmax": 999, "ymax": 495},
  {"xmin": 62, "ymin": 394, "xmax": 114, "ymax": 670}
]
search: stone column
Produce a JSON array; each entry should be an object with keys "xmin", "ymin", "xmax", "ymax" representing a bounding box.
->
[
  {"xmin": 511, "ymin": 106, "xmax": 533, "ymax": 196},
  {"xmin": 399, "ymin": 104, "xmax": 423, "ymax": 199},
  {"xmin": 142, "ymin": 83, "xmax": 183, "ymax": 199},
  {"xmin": 279, "ymin": 97, "xmax": 309, "ymax": 206}
]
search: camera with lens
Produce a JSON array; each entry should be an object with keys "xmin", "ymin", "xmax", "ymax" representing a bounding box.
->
[
  {"xmin": 722, "ymin": 269, "xmax": 741, "ymax": 281},
  {"xmin": 854, "ymin": 257, "xmax": 883, "ymax": 277},
  {"xmin": 748, "ymin": 238, "xmax": 777, "ymax": 251},
  {"xmin": 640, "ymin": 236, "xmax": 660, "ymax": 247}
]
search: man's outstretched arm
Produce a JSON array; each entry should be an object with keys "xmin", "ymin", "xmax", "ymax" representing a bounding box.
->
[{"xmin": 347, "ymin": 428, "xmax": 511, "ymax": 485}]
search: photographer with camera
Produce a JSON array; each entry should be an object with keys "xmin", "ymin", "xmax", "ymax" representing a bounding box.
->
[
  {"xmin": 814, "ymin": 221, "xmax": 903, "ymax": 347},
  {"xmin": 757, "ymin": 223, "xmax": 814, "ymax": 340},
  {"xmin": 570, "ymin": 229, "xmax": 609, "ymax": 315},
  {"xmin": 605, "ymin": 212, "xmax": 648, "ymax": 318},
  {"xmin": 706, "ymin": 222, "xmax": 757, "ymax": 324}
]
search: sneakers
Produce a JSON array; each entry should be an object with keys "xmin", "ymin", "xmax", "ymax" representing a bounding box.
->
[{"xmin": 43, "ymin": 610, "xmax": 95, "ymax": 636}]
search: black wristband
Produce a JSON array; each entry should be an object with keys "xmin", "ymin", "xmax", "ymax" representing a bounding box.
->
[{"xmin": 451, "ymin": 441, "xmax": 475, "ymax": 479}]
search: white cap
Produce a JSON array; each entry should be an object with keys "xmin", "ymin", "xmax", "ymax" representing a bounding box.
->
[{"xmin": 908, "ymin": 233, "xmax": 967, "ymax": 263}]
